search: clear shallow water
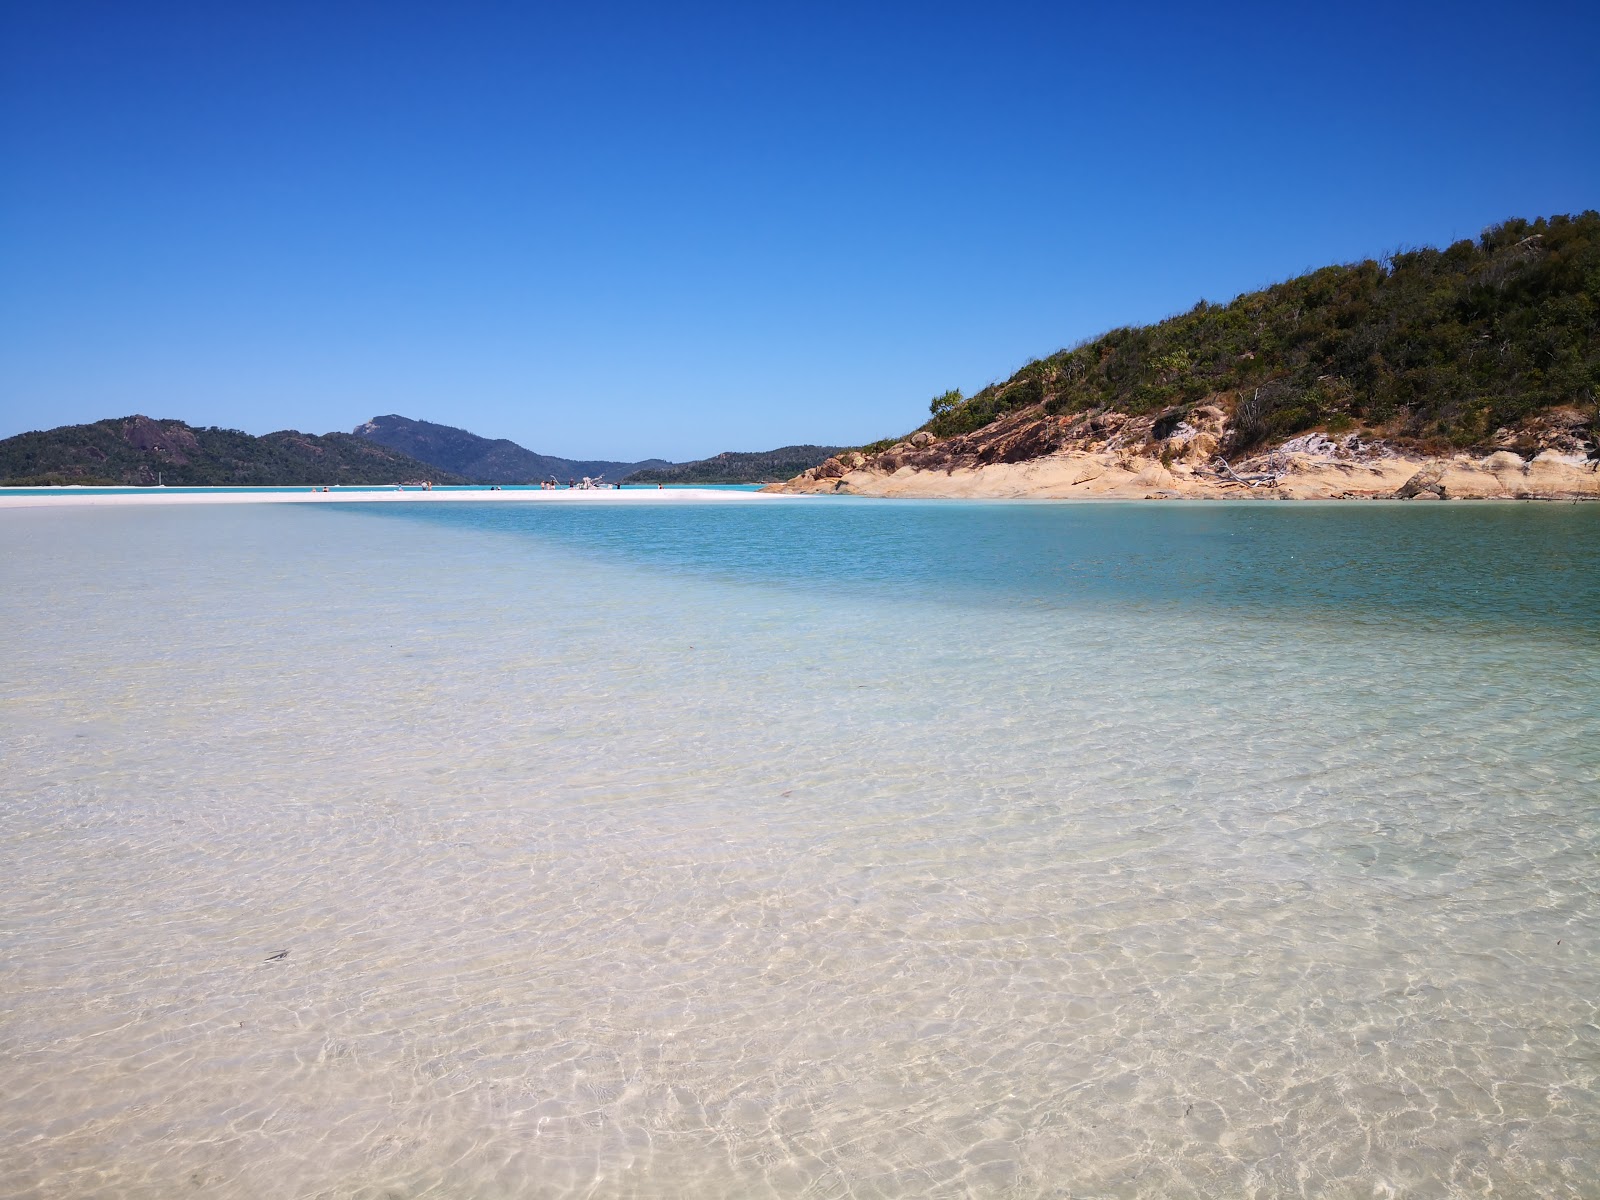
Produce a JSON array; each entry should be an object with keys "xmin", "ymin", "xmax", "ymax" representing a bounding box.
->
[
  {"xmin": 0, "ymin": 484, "xmax": 756, "ymax": 495},
  {"xmin": 1, "ymin": 499, "xmax": 1596, "ymax": 1199}
]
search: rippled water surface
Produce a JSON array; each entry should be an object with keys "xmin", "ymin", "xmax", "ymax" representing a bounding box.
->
[{"xmin": 2, "ymin": 499, "xmax": 1597, "ymax": 1199}]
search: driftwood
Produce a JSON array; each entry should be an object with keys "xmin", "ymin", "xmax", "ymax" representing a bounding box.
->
[{"xmin": 1210, "ymin": 456, "xmax": 1284, "ymax": 488}]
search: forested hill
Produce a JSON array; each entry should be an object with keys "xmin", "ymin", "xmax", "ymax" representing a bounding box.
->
[
  {"xmin": 354, "ymin": 415, "xmax": 670, "ymax": 483},
  {"xmin": 912, "ymin": 212, "xmax": 1600, "ymax": 457},
  {"xmin": 625, "ymin": 446, "xmax": 845, "ymax": 484},
  {"xmin": 0, "ymin": 416, "xmax": 463, "ymax": 486}
]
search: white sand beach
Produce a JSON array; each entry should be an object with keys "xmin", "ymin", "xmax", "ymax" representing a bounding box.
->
[{"xmin": 0, "ymin": 486, "xmax": 785, "ymax": 509}]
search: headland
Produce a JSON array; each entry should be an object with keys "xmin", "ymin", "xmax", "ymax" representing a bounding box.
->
[{"xmin": 764, "ymin": 416, "xmax": 1600, "ymax": 501}]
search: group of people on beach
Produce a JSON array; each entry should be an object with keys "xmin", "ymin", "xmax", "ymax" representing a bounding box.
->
[
  {"xmin": 354, "ymin": 478, "xmax": 657, "ymax": 494},
  {"xmin": 536, "ymin": 478, "xmax": 626, "ymax": 490}
]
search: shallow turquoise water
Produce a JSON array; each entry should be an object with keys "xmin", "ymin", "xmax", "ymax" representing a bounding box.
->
[
  {"xmin": 370, "ymin": 497, "xmax": 1600, "ymax": 636},
  {"xmin": 1, "ymin": 499, "xmax": 1596, "ymax": 1198},
  {"xmin": 0, "ymin": 483, "xmax": 758, "ymax": 495}
]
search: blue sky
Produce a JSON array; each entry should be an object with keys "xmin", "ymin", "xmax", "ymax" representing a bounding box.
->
[{"xmin": 2, "ymin": 1, "xmax": 1596, "ymax": 460}]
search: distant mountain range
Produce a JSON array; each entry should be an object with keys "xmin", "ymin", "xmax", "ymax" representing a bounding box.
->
[
  {"xmin": 625, "ymin": 446, "xmax": 846, "ymax": 484},
  {"xmin": 351, "ymin": 416, "xmax": 840, "ymax": 484},
  {"xmin": 0, "ymin": 412, "xmax": 846, "ymax": 487},
  {"xmin": 0, "ymin": 415, "xmax": 460, "ymax": 487},
  {"xmin": 353, "ymin": 415, "xmax": 669, "ymax": 483}
]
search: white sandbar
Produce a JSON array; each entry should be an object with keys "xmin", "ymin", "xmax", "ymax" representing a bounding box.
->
[{"xmin": 0, "ymin": 487, "xmax": 786, "ymax": 509}]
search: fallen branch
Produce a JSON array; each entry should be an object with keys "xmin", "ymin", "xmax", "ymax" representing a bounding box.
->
[{"xmin": 1210, "ymin": 456, "xmax": 1283, "ymax": 487}]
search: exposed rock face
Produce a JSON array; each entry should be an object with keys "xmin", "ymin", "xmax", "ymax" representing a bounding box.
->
[
  {"xmin": 1490, "ymin": 408, "xmax": 1598, "ymax": 459},
  {"xmin": 1276, "ymin": 431, "xmax": 1396, "ymax": 463},
  {"xmin": 122, "ymin": 416, "xmax": 199, "ymax": 464},
  {"xmin": 777, "ymin": 402, "xmax": 1221, "ymax": 484},
  {"xmin": 814, "ymin": 457, "xmax": 847, "ymax": 479},
  {"xmin": 762, "ymin": 400, "xmax": 1600, "ymax": 502},
  {"xmin": 1395, "ymin": 464, "xmax": 1448, "ymax": 499}
]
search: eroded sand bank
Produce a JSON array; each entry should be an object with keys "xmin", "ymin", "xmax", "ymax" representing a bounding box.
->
[{"xmin": 766, "ymin": 448, "xmax": 1600, "ymax": 501}]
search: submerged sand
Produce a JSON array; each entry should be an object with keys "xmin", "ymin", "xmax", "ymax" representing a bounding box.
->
[{"xmin": 5, "ymin": 503, "xmax": 1598, "ymax": 1197}]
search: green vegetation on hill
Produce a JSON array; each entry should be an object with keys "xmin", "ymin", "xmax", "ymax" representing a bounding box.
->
[
  {"xmin": 625, "ymin": 446, "xmax": 845, "ymax": 484},
  {"xmin": 0, "ymin": 416, "xmax": 463, "ymax": 486},
  {"xmin": 921, "ymin": 212, "xmax": 1600, "ymax": 454}
]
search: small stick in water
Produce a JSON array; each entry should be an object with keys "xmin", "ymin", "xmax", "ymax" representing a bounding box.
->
[{"xmin": 263, "ymin": 950, "xmax": 289, "ymax": 962}]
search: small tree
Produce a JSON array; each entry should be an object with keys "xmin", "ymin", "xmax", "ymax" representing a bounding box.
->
[{"xmin": 929, "ymin": 389, "xmax": 963, "ymax": 418}]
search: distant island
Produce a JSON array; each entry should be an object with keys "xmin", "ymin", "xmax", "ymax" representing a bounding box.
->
[
  {"xmin": 352, "ymin": 415, "xmax": 670, "ymax": 484},
  {"xmin": 0, "ymin": 416, "xmax": 461, "ymax": 488},
  {"xmin": 624, "ymin": 446, "xmax": 846, "ymax": 485},
  {"xmin": 350, "ymin": 416, "xmax": 842, "ymax": 486},
  {"xmin": 0, "ymin": 412, "xmax": 843, "ymax": 488},
  {"xmin": 770, "ymin": 212, "xmax": 1599, "ymax": 500}
]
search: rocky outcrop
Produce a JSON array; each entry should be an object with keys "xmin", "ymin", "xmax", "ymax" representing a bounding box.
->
[
  {"xmin": 122, "ymin": 416, "xmax": 199, "ymax": 463},
  {"xmin": 814, "ymin": 456, "xmax": 848, "ymax": 479},
  {"xmin": 1489, "ymin": 407, "xmax": 1599, "ymax": 460},
  {"xmin": 764, "ymin": 401, "xmax": 1600, "ymax": 502},
  {"xmin": 1395, "ymin": 465, "xmax": 1447, "ymax": 499}
]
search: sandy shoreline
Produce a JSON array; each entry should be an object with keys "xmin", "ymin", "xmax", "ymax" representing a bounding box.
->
[
  {"xmin": 8, "ymin": 451, "xmax": 1599, "ymax": 508},
  {"xmin": 0, "ymin": 487, "xmax": 786, "ymax": 509},
  {"xmin": 765, "ymin": 447, "xmax": 1600, "ymax": 501}
]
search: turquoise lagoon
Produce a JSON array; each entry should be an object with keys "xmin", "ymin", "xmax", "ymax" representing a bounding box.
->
[{"xmin": 1, "ymin": 498, "xmax": 1597, "ymax": 1198}]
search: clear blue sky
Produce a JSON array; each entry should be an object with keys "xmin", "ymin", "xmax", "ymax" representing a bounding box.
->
[{"xmin": 2, "ymin": 0, "xmax": 1596, "ymax": 460}]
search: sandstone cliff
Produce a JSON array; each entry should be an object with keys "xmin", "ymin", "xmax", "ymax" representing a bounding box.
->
[{"xmin": 765, "ymin": 404, "xmax": 1599, "ymax": 501}]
